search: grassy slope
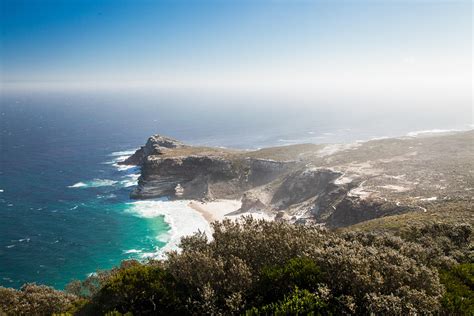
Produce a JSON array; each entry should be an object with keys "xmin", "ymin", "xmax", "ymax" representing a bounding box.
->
[{"xmin": 343, "ymin": 200, "xmax": 474, "ymax": 234}]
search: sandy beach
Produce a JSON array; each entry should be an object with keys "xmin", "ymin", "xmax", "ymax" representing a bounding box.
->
[{"xmin": 188, "ymin": 199, "xmax": 274, "ymax": 224}]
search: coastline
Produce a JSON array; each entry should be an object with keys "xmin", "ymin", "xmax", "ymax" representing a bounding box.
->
[
  {"xmin": 188, "ymin": 200, "xmax": 242, "ymax": 223},
  {"xmin": 188, "ymin": 199, "xmax": 275, "ymax": 225},
  {"xmin": 117, "ymin": 127, "xmax": 474, "ymax": 258}
]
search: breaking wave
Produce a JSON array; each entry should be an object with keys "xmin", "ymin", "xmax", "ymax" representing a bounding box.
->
[
  {"xmin": 126, "ymin": 199, "xmax": 211, "ymax": 258},
  {"xmin": 68, "ymin": 179, "xmax": 118, "ymax": 188},
  {"xmin": 109, "ymin": 150, "xmax": 137, "ymax": 157}
]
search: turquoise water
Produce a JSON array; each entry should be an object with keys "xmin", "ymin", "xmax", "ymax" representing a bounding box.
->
[
  {"xmin": 0, "ymin": 94, "xmax": 179, "ymax": 289},
  {"xmin": 1, "ymin": 91, "xmax": 470, "ymax": 289},
  {"xmin": 0, "ymin": 143, "xmax": 170, "ymax": 289}
]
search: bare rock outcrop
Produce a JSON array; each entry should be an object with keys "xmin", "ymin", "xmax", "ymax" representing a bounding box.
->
[{"xmin": 120, "ymin": 135, "xmax": 184, "ymax": 166}]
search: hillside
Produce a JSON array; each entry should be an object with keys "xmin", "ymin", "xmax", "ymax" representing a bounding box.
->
[{"xmin": 123, "ymin": 130, "xmax": 474, "ymax": 227}]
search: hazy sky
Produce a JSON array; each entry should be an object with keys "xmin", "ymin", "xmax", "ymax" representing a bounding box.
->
[{"xmin": 0, "ymin": 0, "xmax": 472, "ymax": 106}]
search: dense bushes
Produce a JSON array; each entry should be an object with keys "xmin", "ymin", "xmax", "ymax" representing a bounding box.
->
[
  {"xmin": 0, "ymin": 283, "xmax": 77, "ymax": 315},
  {"xmin": 400, "ymin": 223, "xmax": 473, "ymax": 267},
  {"xmin": 88, "ymin": 264, "xmax": 185, "ymax": 315},
  {"xmin": 440, "ymin": 263, "xmax": 474, "ymax": 314},
  {"xmin": 246, "ymin": 287, "xmax": 330, "ymax": 315},
  {"xmin": 255, "ymin": 258, "xmax": 323, "ymax": 306},
  {"xmin": 0, "ymin": 219, "xmax": 472, "ymax": 315}
]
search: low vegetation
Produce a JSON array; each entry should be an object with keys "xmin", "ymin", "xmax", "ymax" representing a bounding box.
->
[{"xmin": 1, "ymin": 218, "xmax": 472, "ymax": 315}]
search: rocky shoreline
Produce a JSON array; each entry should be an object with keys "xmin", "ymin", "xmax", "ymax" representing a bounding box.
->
[{"xmin": 120, "ymin": 130, "xmax": 474, "ymax": 227}]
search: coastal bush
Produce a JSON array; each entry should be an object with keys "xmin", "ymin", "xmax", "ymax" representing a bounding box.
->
[
  {"xmin": 0, "ymin": 283, "xmax": 78, "ymax": 315},
  {"xmin": 440, "ymin": 263, "xmax": 474, "ymax": 315},
  {"xmin": 3, "ymin": 219, "xmax": 472, "ymax": 315},
  {"xmin": 164, "ymin": 218, "xmax": 445, "ymax": 314},
  {"xmin": 245, "ymin": 287, "xmax": 330, "ymax": 316},
  {"xmin": 66, "ymin": 259, "xmax": 141, "ymax": 299},
  {"xmin": 400, "ymin": 223, "xmax": 473, "ymax": 267},
  {"xmin": 253, "ymin": 257, "xmax": 323, "ymax": 306},
  {"xmin": 85, "ymin": 264, "xmax": 185, "ymax": 315}
]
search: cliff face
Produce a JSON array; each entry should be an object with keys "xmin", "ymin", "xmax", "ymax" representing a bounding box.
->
[
  {"xmin": 131, "ymin": 155, "xmax": 295, "ymax": 200},
  {"xmin": 123, "ymin": 131, "xmax": 474, "ymax": 227},
  {"xmin": 132, "ymin": 155, "xmax": 241, "ymax": 199},
  {"xmin": 126, "ymin": 135, "xmax": 296, "ymax": 200}
]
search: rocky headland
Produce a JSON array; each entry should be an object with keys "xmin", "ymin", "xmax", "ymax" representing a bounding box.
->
[{"xmin": 120, "ymin": 130, "xmax": 474, "ymax": 227}]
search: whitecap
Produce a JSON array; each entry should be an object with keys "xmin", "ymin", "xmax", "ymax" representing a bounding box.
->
[
  {"xmin": 103, "ymin": 149, "xmax": 138, "ymax": 169},
  {"xmin": 68, "ymin": 179, "xmax": 118, "ymax": 188},
  {"xmin": 109, "ymin": 150, "xmax": 137, "ymax": 157},
  {"xmin": 114, "ymin": 164, "xmax": 139, "ymax": 172},
  {"xmin": 68, "ymin": 182, "xmax": 87, "ymax": 188},
  {"xmin": 6, "ymin": 245, "xmax": 15, "ymax": 249},
  {"xmin": 0, "ymin": 189, "xmax": 4, "ymax": 193},
  {"xmin": 123, "ymin": 249, "xmax": 142, "ymax": 254},
  {"xmin": 126, "ymin": 199, "xmax": 211, "ymax": 258}
]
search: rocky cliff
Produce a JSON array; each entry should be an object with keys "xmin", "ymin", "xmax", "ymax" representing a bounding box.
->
[{"xmin": 122, "ymin": 131, "xmax": 474, "ymax": 227}]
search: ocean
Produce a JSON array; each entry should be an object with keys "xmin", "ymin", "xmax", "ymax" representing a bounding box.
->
[{"xmin": 0, "ymin": 91, "xmax": 471, "ymax": 289}]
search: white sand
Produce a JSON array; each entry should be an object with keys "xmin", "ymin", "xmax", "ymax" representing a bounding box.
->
[{"xmin": 188, "ymin": 199, "xmax": 274, "ymax": 223}]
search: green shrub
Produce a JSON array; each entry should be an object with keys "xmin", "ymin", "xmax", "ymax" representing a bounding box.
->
[
  {"xmin": 0, "ymin": 283, "xmax": 77, "ymax": 315},
  {"xmin": 440, "ymin": 263, "xmax": 474, "ymax": 315},
  {"xmin": 168, "ymin": 218, "xmax": 445, "ymax": 314},
  {"xmin": 255, "ymin": 257, "xmax": 323, "ymax": 306},
  {"xmin": 66, "ymin": 260, "xmax": 141, "ymax": 299},
  {"xmin": 2, "ymin": 219, "xmax": 471, "ymax": 315},
  {"xmin": 246, "ymin": 287, "xmax": 329, "ymax": 316},
  {"xmin": 86, "ymin": 264, "xmax": 185, "ymax": 315}
]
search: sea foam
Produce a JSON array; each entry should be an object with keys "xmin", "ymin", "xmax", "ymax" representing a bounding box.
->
[
  {"xmin": 68, "ymin": 179, "xmax": 118, "ymax": 188},
  {"xmin": 115, "ymin": 164, "xmax": 138, "ymax": 171},
  {"xmin": 123, "ymin": 249, "xmax": 142, "ymax": 254},
  {"xmin": 109, "ymin": 150, "xmax": 138, "ymax": 157},
  {"xmin": 120, "ymin": 173, "xmax": 140, "ymax": 187},
  {"xmin": 126, "ymin": 199, "xmax": 212, "ymax": 258},
  {"xmin": 104, "ymin": 149, "xmax": 140, "ymax": 172}
]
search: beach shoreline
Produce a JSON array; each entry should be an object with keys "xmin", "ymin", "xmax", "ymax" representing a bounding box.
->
[
  {"xmin": 188, "ymin": 199, "xmax": 242, "ymax": 223},
  {"xmin": 188, "ymin": 199, "xmax": 275, "ymax": 225}
]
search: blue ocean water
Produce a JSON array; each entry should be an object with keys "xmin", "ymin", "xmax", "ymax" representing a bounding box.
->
[{"xmin": 0, "ymin": 91, "xmax": 470, "ymax": 289}]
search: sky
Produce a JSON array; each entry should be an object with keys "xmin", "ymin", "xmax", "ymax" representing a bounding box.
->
[{"xmin": 0, "ymin": 0, "xmax": 472, "ymax": 107}]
